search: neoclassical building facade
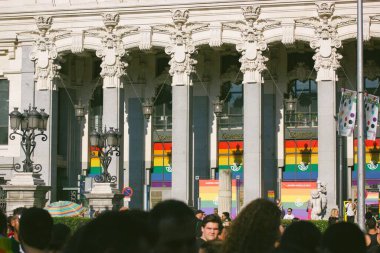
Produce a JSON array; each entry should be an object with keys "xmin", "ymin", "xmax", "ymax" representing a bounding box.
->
[{"xmin": 0, "ymin": 0, "xmax": 379, "ymax": 216}]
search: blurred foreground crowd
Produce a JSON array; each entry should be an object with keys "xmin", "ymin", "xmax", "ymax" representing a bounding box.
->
[{"xmin": 0, "ymin": 198, "xmax": 378, "ymax": 253}]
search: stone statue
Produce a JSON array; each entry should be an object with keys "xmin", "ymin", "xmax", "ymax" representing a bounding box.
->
[{"xmin": 310, "ymin": 181, "xmax": 328, "ymax": 220}]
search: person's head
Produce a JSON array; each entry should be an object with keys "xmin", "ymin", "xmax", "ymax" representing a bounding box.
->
[
  {"xmin": 195, "ymin": 210, "xmax": 205, "ymax": 220},
  {"xmin": 150, "ymin": 200, "xmax": 196, "ymax": 253},
  {"xmin": 201, "ymin": 214, "xmax": 222, "ymax": 241},
  {"xmin": 348, "ymin": 198, "xmax": 352, "ymax": 202},
  {"xmin": 10, "ymin": 207, "xmax": 27, "ymax": 236},
  {"xmin": 199, "ymin": 240, "xmax": 223, "ymax": 253},
  {"xmin": 365, "ymin": 211, "xmax": 373, "ymax": 220},
  {"xmin": 19, "ymin": 207, "xmax": 53, "ymax": 251},
  {"xmin": 278, "ymin": 221, "xmax": 321, "ymax": 253},
  {"xmin": 64, "ymin": 210, "xmax": 152, "ymax": 253},
  {"xmin": 328, "ymin": 217, "xmax": 338, "ymax": 227},
  {"xmin": 330, "ymin": 208, "xmax": 339, "ymax": 218},
  {"xmin": 366, "ymin": 218, "xmax": 377, "ymax": 230},
  {"xmin": 321, "ymin": 222, "xmax": 366, "ymax": 253},
  {"xmin": 287, "ymin": 208, "xmax": 293, "ymax": 215},
  {"xmin": 221, "ymin": 212, "xmax": 230, "ymax": 221},
  {"xmin": 221, "ymin": 198, "xmax": 281, "ymax": 253},
  {"xmin": 49, "ymin": 223, "xmax": 71, "ymax": 252},
  {"xmin": 213, "ymin": 208, "xmax": 218, "ymax": 216}
]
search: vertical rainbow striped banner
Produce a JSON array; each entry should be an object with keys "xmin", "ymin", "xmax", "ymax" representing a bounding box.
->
[
  {"xmin": 152, "ymin": 142, "xmax": 172, "ymax": 187},
  {"xmin": 281, "ymin": 182, "xmax": 317, "ymax": 220},
  {"xmin": 284, "ymin": 140, "xmax": 318, "ymax": 181},
  {"xmin": 218, "ymin": 141, "xmax": 243, "ymax": 180},
  {"xmin": 365, "ymin": 191, "xmax": 379, "ymax": 206},
  {"xmin": 199, "ymin": 179, "xmax": 238, "ymax": 218},
  {"xmin": 89, "ymin": 146, "xmax": 102, "ymax": 177},
  {"xmin": 353, "ymin": 139, "xmax": 380, "ymax": 184}
]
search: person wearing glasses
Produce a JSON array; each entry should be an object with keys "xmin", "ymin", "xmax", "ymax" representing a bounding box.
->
[{"xmin": 283, "ymin": 208, "xmax": 295, "ymax": 220}]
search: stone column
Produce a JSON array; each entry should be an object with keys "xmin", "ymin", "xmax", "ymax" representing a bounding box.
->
[
  {"xmin": 154, "ymin": 10, "xmax": 208, "ymax": 205},
  {"xmin": 218, "ymin": 170, "xmax": 232, "ymax": 214},
  {"xmin": 223, "ymin": 5, "xmax": 273, "ymax": 205}
]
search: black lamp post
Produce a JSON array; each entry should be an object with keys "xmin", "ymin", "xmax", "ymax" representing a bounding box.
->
[
  {"xmin": 9, "ymin": 106, "xmax": 49, "ymax": 173},
  {"xmin": 74, "ymin": 100, "xmax": 85, "ymax": 121},
  {"xmin": 142, "ymin": 98, "xmax": 154, "ymax": 211},
  {"xmin": 213, "ymin": 99, "xmax": 224, "ymax": 180},
  {"xmin": 89, "ymin": 127, "xmax": 121, "ymax": 183}
]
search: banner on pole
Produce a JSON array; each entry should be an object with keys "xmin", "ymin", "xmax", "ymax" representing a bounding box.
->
[
  {"xmin": 338, "ymin": 89, "xmax": 357, "ymax": 137},
  {"xmin": 365, "ymin": 94, "xmax": 379, "ymax": 140}
]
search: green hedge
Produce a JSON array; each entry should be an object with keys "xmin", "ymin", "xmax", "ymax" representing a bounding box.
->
[
  {"xmin": 53, "ymin": 217, "xmax": 91, "ymax": 233},
  {"xmin": 282, "ymin": 219, "xmax": 329, "ymax": 232}
]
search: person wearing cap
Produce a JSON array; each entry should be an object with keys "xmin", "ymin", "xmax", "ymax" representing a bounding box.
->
[{"xmin": 195, "ymin": 210, "xmax": 205, "ymax": 238}]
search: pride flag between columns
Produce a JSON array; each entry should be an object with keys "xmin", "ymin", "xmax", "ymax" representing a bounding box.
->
[{"xmin": 338, "ymin": 89, "xmax": 379, "ymax": 140}]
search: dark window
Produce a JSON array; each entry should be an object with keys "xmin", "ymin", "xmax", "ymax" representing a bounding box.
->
[{"xmin": 0, "ymin": 80, "xmax": 9, "ymax": 145}]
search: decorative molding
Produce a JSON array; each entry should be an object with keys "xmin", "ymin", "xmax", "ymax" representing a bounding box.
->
[
  {"xmin": 84, "ymin": 12, "xmax": 138, "ymax": 88},
  {"xmin": 281, "ymin": 19, "xmax": 295, "ymax": 47},
  {"xmin": 71, "ymin": 31, "xmax": 84, "ymax": 54},
  {"xmin": 223, "ymin": 5, "xmax": 280, "ymax": 84},
  {"xmin": 209, "ymin": 22, "xmax": 222, "ymax": 48},
  {"xmin": 296, "ymin": 1, "xmax": 355, "ymax": 81},
  {"xmin": 18, "ymin": 16, "xmax": 71, "ymax": 91},
  {"xmin": 139, "ymin": 25, "xmax": 152, "ymax": 50},
  {"xmin": 153, "ymin": 9, "xmax": 209, "ymax": 86},
  {"xmin": 287, "ymin": 62, "xmax": 316, "ymax": 82}
]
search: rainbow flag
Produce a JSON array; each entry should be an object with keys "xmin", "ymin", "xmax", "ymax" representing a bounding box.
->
[
  {"xmin": 152, "ymin": 142, "xmax": 172, "ymax": 187},
  {"xmin": 218, "ymin": 141, "xmax": 243, "ymax": 180},
  {"xmin": 365, "ymin": 191, "xmax": 379, "ymax": 206},
  {"xmin": 353, "ymin": 139, "xmax": 380, "ymax": 182},
  {"xmin": 284, "ymin": 140, "xmax": 318, "ymax": 181},
  {"xmin": 198, "ymin": 179, "xmax": 239, "ymax": 218},
  {"xmin": 89, "ymin": 146, "xmax": 102, "ymax": 176},
  {"xmin": 281, "ymin": 182, "xmax": 317, "ymax": 220}
]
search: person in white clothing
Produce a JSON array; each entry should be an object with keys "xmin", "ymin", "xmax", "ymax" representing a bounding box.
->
[
  {"xmin": 283, "ymin": 208, "xmax": 295, "ymax": 220},
  {"xmin": 345, "ymin": 198, "xmax": 356, "ymax": 223}
]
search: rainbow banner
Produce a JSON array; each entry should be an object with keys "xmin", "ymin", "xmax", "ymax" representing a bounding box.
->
[
  {"xmin": 218, "ymin": 141, "xmax": 243, "ymax": 180},
  {"xmin": 198, "ymin": 179, "xmax": 239, "ymax": 218},
  {"xmin": 353, "ymin": 139, "xmax": 380, "ymax": 183},
  {"xmin": 365, "ymin": 191, "xmax": 379, "ymax": 206},
  {"xmin": 152, "ymin": 142, "xmax": 172, "ymax": 187},
  {"xmin": 281, "ymin": 182, "xmax": 317, "ymax": 220},
  {"xmin": 284, "ymin": 140, "xmax": 318, "ymax": 181},
  {"xmin": 89, "ymin": 146, "xmax": 102, "ymax": 176}
]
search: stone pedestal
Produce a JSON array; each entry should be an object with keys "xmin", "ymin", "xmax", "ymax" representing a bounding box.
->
[
  {"xmin": 218, "ymin": 170, "xmax": 232, "ymax": 215},
  {"xmin": 2, "ymin": 173, "xmax": 51, "ymax": 216},
  {"xmin": 85, "ymin": 183, "xmax": 123, "ymax": 212}
]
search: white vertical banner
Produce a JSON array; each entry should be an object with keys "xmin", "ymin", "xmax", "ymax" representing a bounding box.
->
[
  {"xmin": 338, "ymin": 89, "xmax": 357, "ymax": 137},
  {"xmin": 365, "ymin": 93, "xmax": 379, "ymax": 140}
]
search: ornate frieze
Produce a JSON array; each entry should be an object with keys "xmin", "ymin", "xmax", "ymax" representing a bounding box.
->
[
  {"xmin": 19, "ymin": 16, "xmax": 70, "ymax": 91},
  {"xmin": 85, "ymin": 12, "xmax": 138, "ymax": 88},
  {"xmin": 153, "ymin": 9, "xmax": 209, "ymax": 86},
  {"xmin": 296, "ymin": 1, "xmax": 355, "ymax": 81},
  {"xmin": 223, "ymin": 5, "xmax": 280, "ymax": 84},
  {"xmin": 287, "ymin": 62, "xmax": 316, "ymax": 82}
]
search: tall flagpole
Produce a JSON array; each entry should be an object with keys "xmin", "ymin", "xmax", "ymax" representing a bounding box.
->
[{"xmin": 357, "ymin": 0, "xmax": 366, "ymax": 231}]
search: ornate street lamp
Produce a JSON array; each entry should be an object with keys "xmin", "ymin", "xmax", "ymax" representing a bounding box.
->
[
  {"xmin": 212, "ymin": 99, "xmax": 224, "ymax": 180},
  {"xmin": 213, "ymin": 99, "xmax": 224, "ymax": 118},
  {"xmin": 90, "ymin": 127, "xmax": 121, "ymax": 183},
  {"xmin": 142, "ymin": 98, "xmax": 154, "ymax": 120},
  {"xmin": 9, "ymin": 106, "xmax": 49, "ymax": 173},
  {"xmin": 284, "ymin": 93, "xmax": 297, "ymax": 113},
  {"xmin": 74, "ymin": 100, "xmax": 85, "ymax": 121}
]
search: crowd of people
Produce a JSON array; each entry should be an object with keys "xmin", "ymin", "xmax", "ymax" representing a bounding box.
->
[{"xmin": 0, "ymin": 198, "xmax": 379, "ymax": 253}]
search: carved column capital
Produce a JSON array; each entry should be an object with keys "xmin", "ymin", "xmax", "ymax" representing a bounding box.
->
[
  {"xmin": 85, "ymin": 13, "xmax": 138, "ymax": 88},
  {"xmin": 153, "ymin": 10, "xmax": 208, "ymax": 86}
]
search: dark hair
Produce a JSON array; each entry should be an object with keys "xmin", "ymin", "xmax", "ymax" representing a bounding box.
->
[
  {"xmin": 328, "ymin": 217, "xmax": 338, "ymax": 227},
  {"xmin": 221, "ymin": 198, "xmax": 281, "ymax": 253},
  {"xmin": 19, "ymin": 207, "xmax": 53, "ymax": 250},
  {"xmin": 64, "ymin": 210, "xmax": 152, "ymax": 253},
  {"xmin": 49, "ymin": 223, "xmax": 71, "ymax": 251},
  {"xmin": 200, "ymin": 240, "xmax": 223, "ymax": 253},
  {"xmin": 222, "ymin": 212, "xmax": 230, "ymax": 218},
  {"xmin": 202, "ymin": 214, "xmax": 222, "ymax": 228},
  {"xmin": 13, "ymin": 207, "xmax": 27, "ymax": 217},
  {"xmin": 321, "ymin": 222, "xmax": 366, "ymax": 253},
  {"xmin": 287, "ymin": 208, "xmax": 293, "ymax": 212},
  {"xmin": 278, "ymin": 221, "xmax": 321, "ymax": 253},
  {"xmin": 365, "ymin": 211, "xmax": 373, "ymax": 220},
  {"xmin": 366, "ymin": 218, "xmax": 377, "ymax": 230},
  {"xmin": 0, "ymin": 211, "xmax": 7, "ymax": 236}
]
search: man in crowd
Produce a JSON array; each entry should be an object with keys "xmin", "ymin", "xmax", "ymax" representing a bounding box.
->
[
  {"xmin": 9, "ymin": 207, "xmax": 27, "ymax": 253},
  {"xmin": 283, "ymin": 208, "xmax": 295, "ymax": 220},
  {"xmin": 345, "ymin": 198, "xmax": 356, "ymax": 223},
  {"xmin": 196, "ymin": 214, "xmax": 222, "ymax": 248}
]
